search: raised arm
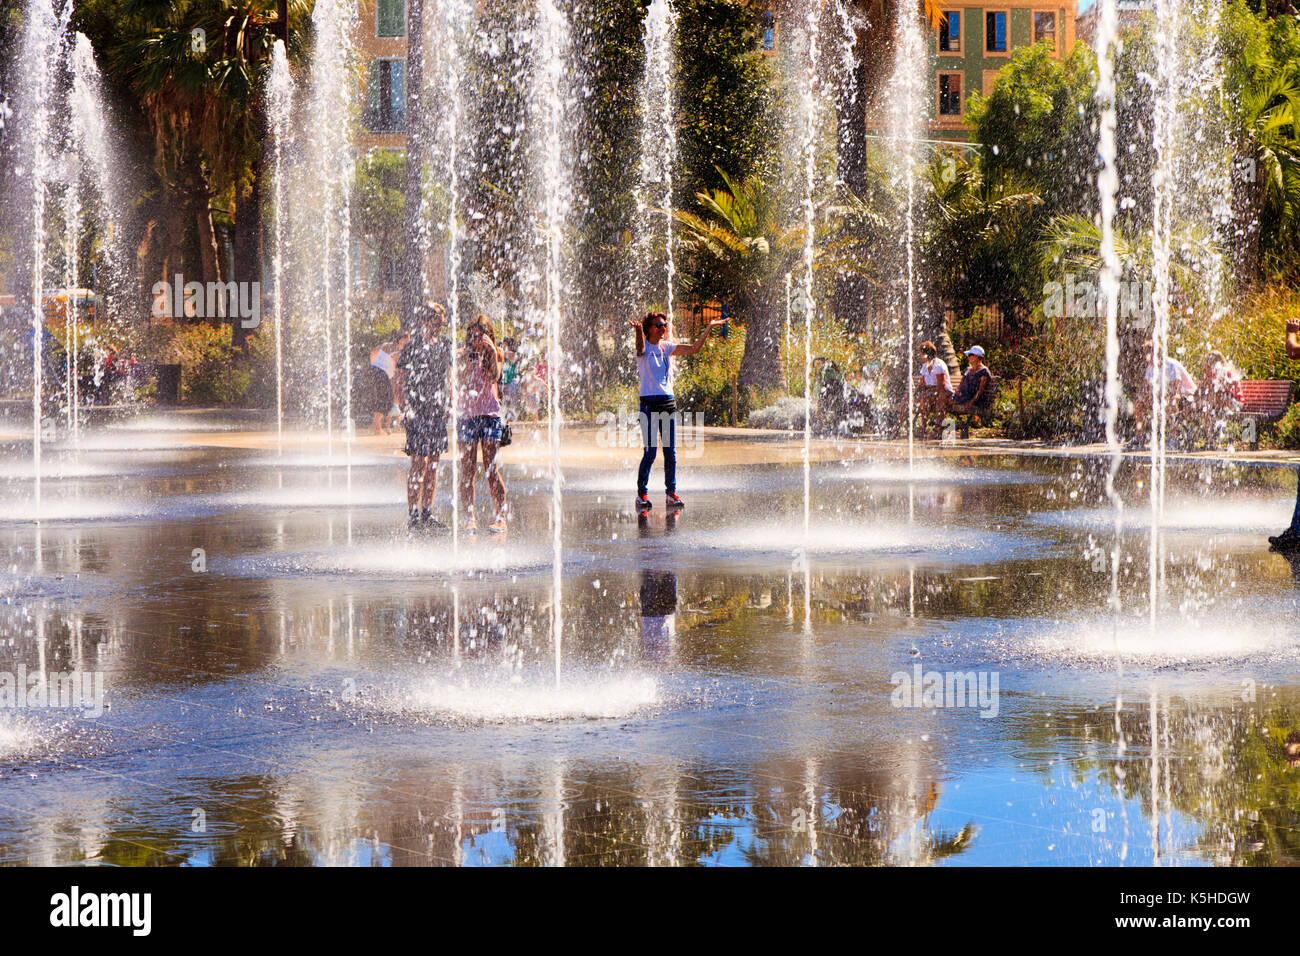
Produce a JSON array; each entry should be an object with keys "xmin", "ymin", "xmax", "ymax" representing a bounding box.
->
[
  {"xmin": 1287, "ymin": 318, "xmax": 1300, "ymax": 360},
  {"xmin": 628, "ymin": 318, "xmax": 645, "ymax": 357},
  {"xmin": 671, "ymin": 317, "xmax": 727, "ymax": 358}
]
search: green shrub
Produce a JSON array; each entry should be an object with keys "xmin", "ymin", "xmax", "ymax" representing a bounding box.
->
[
  {"xmin": 675, "ymin": 326, "xmax": 747, "ymax": 425},
  {"xmin": 996, "ymin": 312, "xmax": 1104, "ymax": 440},
  {"xmin": 1273, "ymin": 401, "xmax": 1300, "ymax": 450},
  {"xmin": 166, "ymin": 323, "xmax": 249, "ymax": 405},
  {"xmin": 242, "ymin": 328, "xmax": 278, "ymax": 408},
  {"xmin": 1194, "ymin": 283, "xmax": 1300, "ymax": 382}
]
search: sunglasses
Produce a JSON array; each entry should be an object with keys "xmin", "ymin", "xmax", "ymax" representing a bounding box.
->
[{"xmin": 649, "ymin": 322, "xmax": 668, "ymax": 329}]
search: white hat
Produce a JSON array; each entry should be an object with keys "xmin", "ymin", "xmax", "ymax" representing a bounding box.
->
[{"xmin": 964, "ymin": 345, "xmax": 985, "ymax": 357}]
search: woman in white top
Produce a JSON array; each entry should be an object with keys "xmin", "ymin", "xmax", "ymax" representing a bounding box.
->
[
  {"xmin": 367, "ymin": 331, "xmax": 410, "ymax": 434},
  {"xmin": 917, "ymin": 340, "xmax": 954, "ymax": 438},
  {"xmin": 629, "ymin": 310, "xmax": 726, "ymax": 511}
]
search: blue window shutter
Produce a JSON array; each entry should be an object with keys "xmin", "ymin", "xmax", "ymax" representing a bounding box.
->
[
  {"xmin": 391, "ymin": 59, "xmax": 405, "ymax": 131},
  {"xmin": 377, "ymin": 0, "xmax": 405, "ymax": 37},
  {"xmin": 365, "ymin": 59, "xmax": 380, "ymax": 130}
]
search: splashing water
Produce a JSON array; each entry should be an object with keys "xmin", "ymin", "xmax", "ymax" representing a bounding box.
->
[
  {"xmin": 531, "ymin": 0, "xmax": 574, "ymax": 687},
  {"xmin": 268, "ymin": 41, "xmax": 293, "ymax": 451},
  {"xmin": 637, "ymin": 0, "xmax": 679, "ymax": 315}
]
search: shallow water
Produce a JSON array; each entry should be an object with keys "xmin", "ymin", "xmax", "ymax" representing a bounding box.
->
[{"xmin": 1, "ymin": 435, "xmax": 1299, "ymax": 866}]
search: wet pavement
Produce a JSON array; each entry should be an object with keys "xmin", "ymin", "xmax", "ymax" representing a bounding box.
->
[{"xmin": 1, "ymin": 417, "xmax": 1299, "ymax": 866}]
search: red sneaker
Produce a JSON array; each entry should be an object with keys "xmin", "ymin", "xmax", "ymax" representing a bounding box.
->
[
  {"xmin": 636, "ymin": 494, "xmax": 652, "ymax": 511},
  {"xmin": 665, "ymin": 493, "xmax": 684, "ymax": 509}
]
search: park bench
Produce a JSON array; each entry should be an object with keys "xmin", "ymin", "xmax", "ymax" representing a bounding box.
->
[
  {"xmin": 1235, "ymin": 379, "xmax": 1294, "ymax": 449},
  {"xmin": 913, "ymin": 373, "xmax": 999, "ymax": 439}
]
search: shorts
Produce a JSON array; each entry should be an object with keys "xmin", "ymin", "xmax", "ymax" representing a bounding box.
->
[
  {"xmin": 365, "ymin": 366, "xmax": 393, "ymax": 415},
  {"xmin": 404, "ymin": 408, "xmax": 449, "ymax": 457},
  {"xmin": 457, "ymin": 414, "xmax": 505, "ymax": 444}
]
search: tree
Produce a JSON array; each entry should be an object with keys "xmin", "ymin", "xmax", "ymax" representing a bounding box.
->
[
  {"xmin": 674, "ymin": 0, "xmax": 781, "ymax": 206},
  {"xmin": 966, "ymin": 41, "xmax": 1099, "ymax": 221},
  {"xmin": 919, "ymin": 153, "xmax": 1040, "ymax": 366},
  {"xmin": 673, "ymin": 168, "xmax": 802, "ymax": 389},
  {"xmin": 353, "ymin": 147, "xmax": 407, "ymax": 309},
  {"xmin": 76, "ymin": 0, "xmax": 309, "ymax": 338}
]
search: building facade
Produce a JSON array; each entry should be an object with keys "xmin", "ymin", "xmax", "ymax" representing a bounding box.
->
[
  {"xmin": 930, "ymin": 2, "xmax": 1078, "ymax": 141},
  {"xmin": 1075, "ymin": 0, "xmax": 1149, "ymax": 46}
]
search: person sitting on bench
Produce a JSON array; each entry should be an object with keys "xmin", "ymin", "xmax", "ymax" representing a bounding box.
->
[
  {"xmin": 917, "ymin": 340, "xmax": 954, "ymax": 438},
  {"xmin": 951, "ymin": 346, "xmax": 992, "ymax": 415}
]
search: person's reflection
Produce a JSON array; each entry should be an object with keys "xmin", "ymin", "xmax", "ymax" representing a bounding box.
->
[
  {"xmin": 1283, "ymin": 549, "xmax": 1300, "ymax": 586},
  {"xmin": 636, "ymin": 512, "xmax": 678, "ymax": 663},
  {"xmin": 639, "ymin": 567, "xmax": 677, "ymax": 664},
  {"xmin": 637, "ymin": 510, "xmax": 678, "ymax": 536}
]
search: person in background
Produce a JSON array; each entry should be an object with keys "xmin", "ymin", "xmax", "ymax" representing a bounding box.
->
[
  {"xmin": 950, "ymin": 345, "xmax": 992, "ymax": 414},
  {"xmin": 1268, "ymin": 318, "xmax": 1300, "ymax": 553},
  {"xmin": 366, "ymin": 331, "xmax": 410, "ymax": 435},
  {"xmin": 1133, "ymin": 340, "xmax": 1197, "ymax": 443},
  {"xmin": 630, "ymin": 310, "xmax": 727, "ymax": 512},
  {"xmin": 396, "ymin": 303, "xmax": 452, "ymax": 530},
  {"xmin": 457, "ymin": 314, "xmax": 509, "ymax": 534},
  {"xmin": 916, "ymin": 340, "xmax": 954, "ymax": 438},
  {"xmin": 500, "ymin": 336, "xmax": 521, "ymax": 418},
  {"xmin": 1196, "ymin": 349, "xmax": 1243, "ymax": 447}
]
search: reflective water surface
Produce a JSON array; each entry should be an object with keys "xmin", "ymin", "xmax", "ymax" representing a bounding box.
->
[{"xmin": 2, "ymin": 427, "xmax": 1299, "ymax": 866}]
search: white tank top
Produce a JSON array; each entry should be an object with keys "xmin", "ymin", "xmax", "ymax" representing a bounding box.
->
[{"xmin": 372, "ymin": 347, "xmax": 397, "ymax": 379}]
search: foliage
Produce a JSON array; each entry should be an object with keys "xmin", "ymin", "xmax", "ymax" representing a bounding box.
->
[
  {"xmin": 674, "ymin": 169, "xmax": 802, "ymax": 387},
  {"xmin": 674, "ymin": 0, "xmax": 782, "ymax": 204},
  {"xmin": 241, "ymin": 325, "xmax": 278, "ymax": 407},
  {"xmin": 1272, "ymin": 399, "xmax": 1300, "ymax": 448},
  {"xmin": 921, "ymin": 152, "xmax": 1041, "ymax": 323},
  {"xmin": 673, "ymin": 324, "xmax": 750, "ymax": 425},
  {"xmin": 995, "ymin": 313, "xmax": 1105, "ymax": 441},
  {"xmin": 966, "ymin": 43, "xmax": 1100, "ymax": 220},
  {"xmin": 1193, "ymin": 281, "xmax": 1300, "ymax": 381},
  {"xmin": 165, "ymin": 321, "xmax": 249, "ymax": 404},
  {"xmin": 353, "ymin": 147, "xmax": 407, "ymax": 297}
]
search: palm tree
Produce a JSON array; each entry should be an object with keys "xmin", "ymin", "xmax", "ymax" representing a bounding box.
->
[
  {"xmin": 673, "ymin": 169, "xmax": 803, "ymax": 389},
  {"xmin": 1038, "ymin": 213, "xmax": 1223, "ymax": 296},
  {"xmin": 109, "ymin": 0, "xmax": 308, "ymax": 335},
  {"xmin": 1238, "ymin": 62, "xmax": 1300, "ymax": 280},
  {"xmin": 920, "ymin": 154, "xmax": 1040, "ymax": 367}
]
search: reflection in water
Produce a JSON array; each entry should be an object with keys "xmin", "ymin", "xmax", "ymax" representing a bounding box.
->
[{"xmin": 1, "ymin": 445, "xmax": 1300, "ymax": 864}]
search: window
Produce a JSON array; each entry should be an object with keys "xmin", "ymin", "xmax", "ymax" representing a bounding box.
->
[
  {"xmin": 938, "ymin": 11, "xmax": 961, "ymax": 53},
  {"xmin": 985, "ymin": 10, "xmax": 1008, "ymax": 53},
  {"xmin": 376, "ymin": 0, "xmax": 405, "ymax": 38},
  {"xmin": 982, "ymin": 69, "xmax": 1001, "ymax": 97},
  {"xmin": 365, "ymin": 58, "xmax": 405, "ymax": 133},
  {"xmin": 761, "ymin": 11, "xmax": 777, "ymax": 52},
  {"xmin": 1033, "ymin": 11, "xmax": 1058, "ymax": 53},
  {"xmin": 938, "ymin": 72, "xmax": 963, "ymax": 118}
]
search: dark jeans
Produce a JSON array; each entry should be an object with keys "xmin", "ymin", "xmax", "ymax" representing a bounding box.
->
[
  {"xmin": 637, "ymin": 397, "xmax": 677, "ymax": 496},
  {"xmin": 1291, "ymin": 469, "xmax": 1300, "ymax": 531}
]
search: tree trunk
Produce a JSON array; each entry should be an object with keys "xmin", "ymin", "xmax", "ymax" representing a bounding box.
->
[
  {"xmin": 402, "ymin": 0, "xmax": 426, "ymax": 325},
  {"xmin": 195, "ymin": 196, "xmax": 219, "ymax": 290},
  {"xmin": 232, "ymin": 146, "xmax": 264, "ymax": 349},
  {"xmin": 737, "ymin": 294, "xmax": 782, "ymax": 390},
  {"xmin": 137, "ymin": 218, "xmax": 164, "ymax": 325},
  {"xmin": 165, "ymin": 192, "xmax": 186, "ymax": 313}
]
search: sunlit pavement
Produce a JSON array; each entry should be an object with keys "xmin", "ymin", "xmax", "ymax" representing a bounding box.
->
[{"xmin": 1, "ymin": 415, "xmax": 1299, "ymax": 865}]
